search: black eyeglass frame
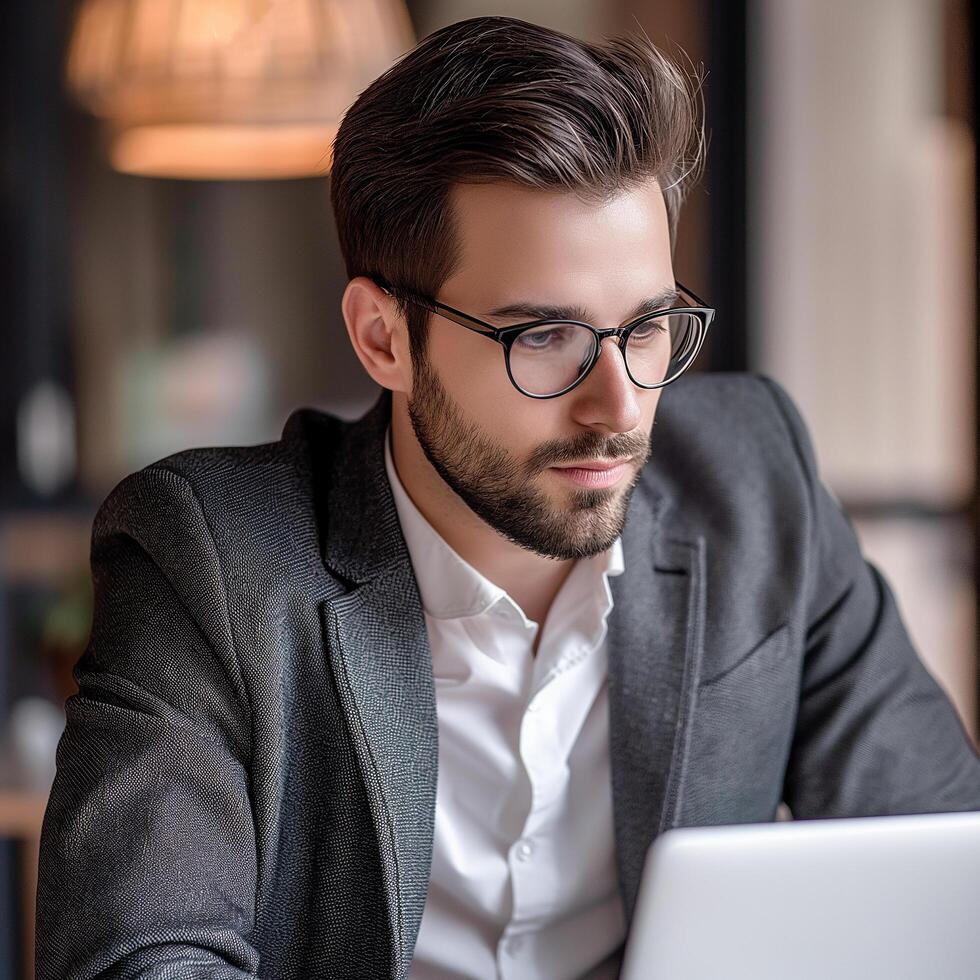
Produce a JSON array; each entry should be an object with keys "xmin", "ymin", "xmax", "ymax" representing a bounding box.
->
[{"xmin": 374, "ymin": 277, "xmax": 715, "ymax": 399}]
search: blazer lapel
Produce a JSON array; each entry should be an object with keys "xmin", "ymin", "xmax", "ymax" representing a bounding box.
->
[
  {"xmin": 606, "ymin": 484, "xmax": 706, "ymax": 925},
  {"xmin": 311, "ymin": 388, "xmax": 439, "ymax": 979},
  {"xmin": 298, "ymin": 385, "xmax": 706, "ymax": 968}
]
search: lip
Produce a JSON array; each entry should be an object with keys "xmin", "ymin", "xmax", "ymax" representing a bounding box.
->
[
  {"xmin": 550, "ymin": 461, "xmax": 630, "ymax": 489},
  {"xmin": 556, "ymin": 459, "xmax": 630, "ymax": 472}
]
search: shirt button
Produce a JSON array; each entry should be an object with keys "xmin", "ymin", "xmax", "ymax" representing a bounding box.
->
[
  {"xmin": 506, "ymin": 935, "xmax": 525, "ymax": 955},
  {"xmin": 515, "ymin": 838, "xmax": 534, "ymax": 861},
  {"xmin": 526, "ymin": 698, "xmax": 540, "ymax": 713}
]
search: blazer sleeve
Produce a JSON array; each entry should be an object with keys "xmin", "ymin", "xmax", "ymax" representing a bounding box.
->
[
  {"xmin": 35, "ymin": 466, "xmax": 261, "ymax": 979},
  {"xmin": 756, "ymin": 375, "xmax": 980, "ymax": 817}
]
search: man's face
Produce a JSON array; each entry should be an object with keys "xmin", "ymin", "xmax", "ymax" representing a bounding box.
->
[{"xmin": 406, "ymin": 178, "xmax": 674, "ymax": 562}]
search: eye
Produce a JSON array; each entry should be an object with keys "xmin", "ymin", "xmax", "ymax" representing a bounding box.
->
[
  {"xmin": 515, "ymin": 323, "xmax": 581, "ymax": 351},
  {"xmin": 629, "ymin": 318, "xmax": 669, "ymax": 341}
]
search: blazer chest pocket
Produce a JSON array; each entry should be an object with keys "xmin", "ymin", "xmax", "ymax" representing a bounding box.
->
[{"xmin": 680, "ymin": 623, "xmax": 798, "ymax": 823}]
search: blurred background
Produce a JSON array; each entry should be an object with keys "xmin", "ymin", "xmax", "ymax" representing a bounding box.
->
[{"xmin": 0, "ymin": 1, "xmax": 976, "ymax": 977}]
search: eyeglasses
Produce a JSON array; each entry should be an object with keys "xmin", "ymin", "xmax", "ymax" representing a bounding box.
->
[{"xmin": 374, "ymin": 277, "xmax": 715, "ymax": 399}]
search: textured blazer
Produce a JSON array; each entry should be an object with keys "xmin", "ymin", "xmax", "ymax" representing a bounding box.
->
[{"xmin": 35, "ymin": 372, "xmax": 980, "ymax": 980}]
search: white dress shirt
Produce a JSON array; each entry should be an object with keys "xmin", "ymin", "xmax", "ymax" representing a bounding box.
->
[{"xmin": 384, "ymin": 425, "xmax": 628, "ymax": 980}]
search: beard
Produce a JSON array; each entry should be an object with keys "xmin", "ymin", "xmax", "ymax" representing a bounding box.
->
[{"xmin": 405, "ymin": 346, "xmax": 652, "ymax": 561}]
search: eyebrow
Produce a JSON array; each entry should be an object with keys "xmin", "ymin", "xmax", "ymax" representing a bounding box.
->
[{"xmin": 484, "ymin": 285, "xmax": 680, "ymax": 325}]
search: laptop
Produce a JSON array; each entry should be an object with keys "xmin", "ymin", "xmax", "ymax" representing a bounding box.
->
[{"xmin": 619, "ymin": 810, "xmax": 980, "ymax": 980}]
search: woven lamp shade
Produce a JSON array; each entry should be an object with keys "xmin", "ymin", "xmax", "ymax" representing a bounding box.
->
[{"xmin": 66, "ymin": 0, "xmax": 416, "ymax": 179}]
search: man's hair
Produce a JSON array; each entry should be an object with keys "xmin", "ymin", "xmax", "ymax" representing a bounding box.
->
[{"xmin": 329, "ymin": 15, "xmax": 706, "ymax": 361}]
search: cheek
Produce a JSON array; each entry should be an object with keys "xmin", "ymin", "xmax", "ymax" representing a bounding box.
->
[
  {"xmin": 427, "ymin": 324, "xmax": 510, "ymax": 403},
  {"xmin": 458, "ymin": 390, "xmax": 561, "ymax": 470}
]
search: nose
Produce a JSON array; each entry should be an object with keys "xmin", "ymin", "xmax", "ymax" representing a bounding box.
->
[{"xmin": 570, "ymin": 335, "xmax": 642, "ymax": 431}]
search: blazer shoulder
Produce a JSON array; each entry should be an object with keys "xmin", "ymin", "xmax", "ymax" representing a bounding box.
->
[
  {"xmin": 91, "ymin": 405, "xmax": 350, "ymax": 588},
  {"xmin": 644, "ymin": 371, "xmax": 817, "ymax": 566},
  {"xmin": 657, "ymin": 369, "xmax": 794, "ymax": 426},
  {"xmin": 645, "ymin": 372, "xmax": 820, "ymax": 645},
  {"xmin": 652, "ymin": 370, "xmax": 809, "ymax": 479},
  {"xmin": 135, "ymin": 406, "xmax": 343, "ymax": 500}
]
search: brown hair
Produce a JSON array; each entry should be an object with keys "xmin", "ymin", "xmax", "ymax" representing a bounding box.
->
[{"xmin": 329, "ymin": 15, "xmax": 706, "ymax": 361}]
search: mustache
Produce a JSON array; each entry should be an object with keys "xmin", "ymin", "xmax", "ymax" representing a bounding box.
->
[{"xmin": 529, "ymin": 428, "xmax": 653, "ymax": 471}]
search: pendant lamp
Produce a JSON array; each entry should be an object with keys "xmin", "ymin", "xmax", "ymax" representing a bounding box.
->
[{"xmin": 65, "ymin": 0, "xmax": 416, "ymax": 179}]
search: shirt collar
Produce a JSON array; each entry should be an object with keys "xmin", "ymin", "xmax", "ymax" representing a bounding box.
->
[{"xmin": 384, "ymin": 423, "xmax": 624, "ymax": 621}]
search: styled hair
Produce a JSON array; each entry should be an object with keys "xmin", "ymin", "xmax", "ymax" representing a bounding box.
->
[{"xmin": 329, "ymin": 15, "xmax": 706, "ymax": 360}]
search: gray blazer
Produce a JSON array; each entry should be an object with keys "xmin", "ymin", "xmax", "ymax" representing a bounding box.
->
[{"xmin": 36, "ymin": 372, "xmax": 980, "ymax": 980}]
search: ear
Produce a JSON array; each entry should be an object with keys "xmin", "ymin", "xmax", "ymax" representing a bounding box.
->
[{"xmin": 341, "ymin": 276, "xmax": 412, "ymax": 394}]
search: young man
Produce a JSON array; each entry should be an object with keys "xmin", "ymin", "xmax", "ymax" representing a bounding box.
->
[{"xmin": 36, "ymin": 14, "xmax": 980, "ymax": 980}]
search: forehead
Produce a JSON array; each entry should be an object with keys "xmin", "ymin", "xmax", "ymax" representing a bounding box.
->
[{"xmin": 443, "ymin": 179, "xmax": 672, "ymax": 308}]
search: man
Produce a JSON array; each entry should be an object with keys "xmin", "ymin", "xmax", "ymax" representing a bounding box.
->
[{"xmin": 36, "ymin": 14, "xmax": 980, "ymax": 980}]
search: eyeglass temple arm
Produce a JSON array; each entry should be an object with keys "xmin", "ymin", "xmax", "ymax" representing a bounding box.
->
[
  {"xmin": 675, "ymin": 278, "xmax": 710, "ymax": 308},
  {"xmin": 378, "ymin": 284, "xmax": 500, "ymax": 337}
]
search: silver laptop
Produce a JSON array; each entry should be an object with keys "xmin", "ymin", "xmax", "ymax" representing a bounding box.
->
[{"xmin": 619, "ymin": 810, "xmax": 980, "ymax": 980}]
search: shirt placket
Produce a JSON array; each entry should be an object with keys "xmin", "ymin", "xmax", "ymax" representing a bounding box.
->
[{"xmin": 497, "ymin": 634, "xmax": 603, "ymax": 975}]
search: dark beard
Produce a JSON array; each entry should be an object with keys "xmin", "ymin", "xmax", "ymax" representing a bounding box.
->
[{"xmin": 405, "ymin": 346, "xmax": 649, "ymax": 561}]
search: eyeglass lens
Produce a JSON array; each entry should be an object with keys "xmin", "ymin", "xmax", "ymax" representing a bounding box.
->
[{"xmin": 508, "ymin": 312, "xmax": 703, "ymax": 396}]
